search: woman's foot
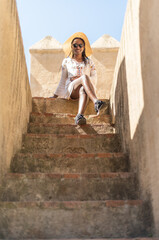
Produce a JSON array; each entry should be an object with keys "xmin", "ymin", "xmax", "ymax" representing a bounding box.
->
[
  {"xmin": 75, "ymin": 114, "xmax": 86, "ymax": 125},
  {"xmin": 94, "ymin": 100, "xmax": 106, "ymax": 115}
]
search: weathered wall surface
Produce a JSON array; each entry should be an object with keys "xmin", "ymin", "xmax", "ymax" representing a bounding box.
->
[
  {"xmin": 91, "ymin": 35, "xmax": 119, "ymax": 99},
  {"xmin": 110, "ymin": 0, "xmax": 159, "ymax": 235},
  {"xmin": 0, "ymin": 0, "xmax": 32, "ymax": 183},
  {"xmin": 139, "ymin": 0, "xmax": 159, "ymax": 235},
  {"xmin": 30, "ymin": 51, "xmax": 65, "ymax": 98},
  {"xmin": 29, "ymin": 36, "xmax": 65, "ymax": 98},
  {"xmin": 91, "ymin": 49, "xmax": 118, "ymax": 99}
]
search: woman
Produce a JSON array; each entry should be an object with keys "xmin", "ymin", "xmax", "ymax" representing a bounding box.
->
[{"xmin": 51, "ymin": 32, "xmax": 105, "ymax": 125}]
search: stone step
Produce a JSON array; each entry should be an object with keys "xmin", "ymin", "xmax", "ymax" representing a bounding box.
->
[
  {"xmin": 28, "ymin": 123, "xmax": 115, "ymax": 135},
  {"xmin": 0, "ymin": 172, "xmax": 138, "ymax": 201},
  {"xmin": 21, "ymin": 133, "xmax": 121, "ymax": 154},
  {"xmin": 0, "ymin": 200, "xmax": 152, "ymax": 238},
  {"xmin": 11, "ymin": 152, "xmax": 129, "ymax": 173},
  {"xmin": 0, "ymin": 239, "xmax": 155, "ymax": 240},
  {"xmin": 32, "ymin": 97, "xmax": 109, "ymax": 115},
  {"xmin": 30, "ymin": 112, "xmax": 111, "ymax": 125}
]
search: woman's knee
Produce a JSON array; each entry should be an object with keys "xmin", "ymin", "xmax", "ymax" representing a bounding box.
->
[
  {"xmin": 82, "ymin": 74, "xmax": 90, "ymax": 84},
  {"xmin": 79, "ymin": 86, "xmax": 86, "ymax": 95}
]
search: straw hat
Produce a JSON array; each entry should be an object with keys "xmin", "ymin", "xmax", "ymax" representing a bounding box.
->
[{"xmin": 63, "ymin": 32, "xmax": 93, "ymax": 58}]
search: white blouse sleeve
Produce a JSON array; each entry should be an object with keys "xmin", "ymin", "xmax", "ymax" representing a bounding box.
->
[{"xmin": 54, "ymin": 58, "xmax": 68, "ymax": 96}]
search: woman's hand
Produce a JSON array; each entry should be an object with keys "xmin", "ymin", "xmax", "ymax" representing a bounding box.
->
[
  {"xmin": 70, "ymin": 75, "xmax": 80, "ymax": 81},
  {"xmin": 50, "ymin": 94, "xmax": 58, "ymax": 98}
]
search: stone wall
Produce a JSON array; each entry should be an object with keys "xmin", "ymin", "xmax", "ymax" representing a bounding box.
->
[
  {"xmin": 0, "ymin": 0, "xmax": 32, "ymax": 183},
  {"xmin": 91, "ymin": 35, "xmax": 119, "ymax": 99},
  {"xmin": 91, "ymin": 49, "xmax": 118, "ymax": 99},
  {"xmin": 110, "ymin": 0, "xmax": 159, "ymax": 236},
  {"xmin": 30, "ymin": 36, "xmax": 65, "ymax": 98}
]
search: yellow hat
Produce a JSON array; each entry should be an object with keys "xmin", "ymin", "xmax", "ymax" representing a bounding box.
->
[{"xmin": 62, "ymin": 32, "xmax": 93, "ymax": 58}]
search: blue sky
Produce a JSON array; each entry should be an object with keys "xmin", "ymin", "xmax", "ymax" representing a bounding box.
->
[{"xmin": 16, "ymin": 0, "xmax": 128, "ymax": 74}]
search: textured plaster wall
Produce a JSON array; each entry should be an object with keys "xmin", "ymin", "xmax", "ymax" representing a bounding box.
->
[
  {"xmin": 110, "ymin": 0, "xmax": 159, "ymax": 235},
  {"xmin": 91, "ymin": 49, "xmax": 118, "ymax": 99},
  {"xmin": 0, "ymin": 0, "xmax": 32, "ymax": 183},
  {"xmin": 139, "ymin": 0, "xmax": 159, "ymax": 235},
  {"xmin": 30, "ymin": 50, "xmax": 65, "ymax": 98}
]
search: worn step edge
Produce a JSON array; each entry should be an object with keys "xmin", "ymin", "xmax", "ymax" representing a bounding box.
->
[
  {"xmin": 28, "ymin": 124, "xmax": 115, "ymax": 135},
  {"xmin": 4, "ymin": 237, "xmax": 159, "ymax": 240},
  {"xmin": 0, "ymin": 237, "xmax": 155, "ymax": 240},
  {"xmin": 32, "ymin": 97, "xmax": 109, "ymax": 105},
  {"xmin": 11, "ymin": 152, "xmax": 129, "ymax": 173},
  {"xmin": 31, "ymin": 112, "xmax": 76, "ymax": 117},
  {"xmin": 32, "ymin": 98, "xmax": 109, "ymax": 115},
  {"xmin": 0, "ymin": 200, "xmax": 143, "ymax": 209},
  {"xmin": 28, "ymin": 123, "xmax": 112, "ymax": 127},
  {"xmin": 5, "ymin": 172, "xmax": 135, "ymax": 179},
  {"xmin": 33, "ymin": 97, "xmax": 108, "ymax": 100},
  {"xmin": 30, "ymin": 113, "xmax": 111, "ymax": 124},
  {"xmin": 14, "ymin": 152, "xmax": 127, "ymax": 159},
  {"xmin": 24, "ymin": 133, "xmax": 117, "ymax": 139},
  {"xmin": 30, "ymin": 112, "xmax": 111, "ymax": 118}
]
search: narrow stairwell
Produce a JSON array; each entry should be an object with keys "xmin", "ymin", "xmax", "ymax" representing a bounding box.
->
[{"xmin": 0, "ymin": 97, "xmax": 153, "ymax": 239}]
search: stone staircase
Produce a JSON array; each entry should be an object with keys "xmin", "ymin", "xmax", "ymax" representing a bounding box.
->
[{"xmin": 0, "ymin": 97, "xmax": 153, "ymax": 239}]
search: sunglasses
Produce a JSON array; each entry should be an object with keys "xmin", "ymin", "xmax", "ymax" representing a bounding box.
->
[{"xmin": 72, "ymin": 43, "xmax": 84, "ymax": 48}]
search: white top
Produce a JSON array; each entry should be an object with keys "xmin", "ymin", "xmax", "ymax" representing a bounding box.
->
[{"xmin": 54, "ymin": 57, "xmax": 97, "ymax": 99}]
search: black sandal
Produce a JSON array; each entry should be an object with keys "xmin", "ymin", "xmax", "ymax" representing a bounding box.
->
[
  {"xmin": 75, "ymin": 114, "xmax": 86, "ymax": 125},
  {"xmin": 94, "ymin": 100, "xmax": 106, "ymax": 115}
]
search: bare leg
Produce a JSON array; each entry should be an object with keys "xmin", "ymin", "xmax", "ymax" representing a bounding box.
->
[
  {"xmin": 78, "ymin": 86, "xmax": 89, "ymax": 115},
  {"xmin": 82, "ymin": 75, "xmax": 97, "ymax": 103},
  {"xmin": 70, "ymin": 75, "xmax": 98, "ymax": 104},
  {"xmin": 70, "ymin": 75, "xmax": 105, "ymax": 124}
]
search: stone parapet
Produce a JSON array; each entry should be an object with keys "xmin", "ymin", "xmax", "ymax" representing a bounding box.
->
[
  {"xmin": 0, "ymin": 0, "xmax": 32, "ymax": 183},
  {"xmin": 110, "ymin": 0, "xmax": 159, "ymax": 236},
  {"xmin": 29, "ymin": 35, "xmax": 63, "ymax": 54},
  {"xmin": 91, "ymin": 34, "xmax": 119, "ymax": 99},
  {"xmin": 30, "ymin": 36, "xmax": 65, "ymax": 98}
]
